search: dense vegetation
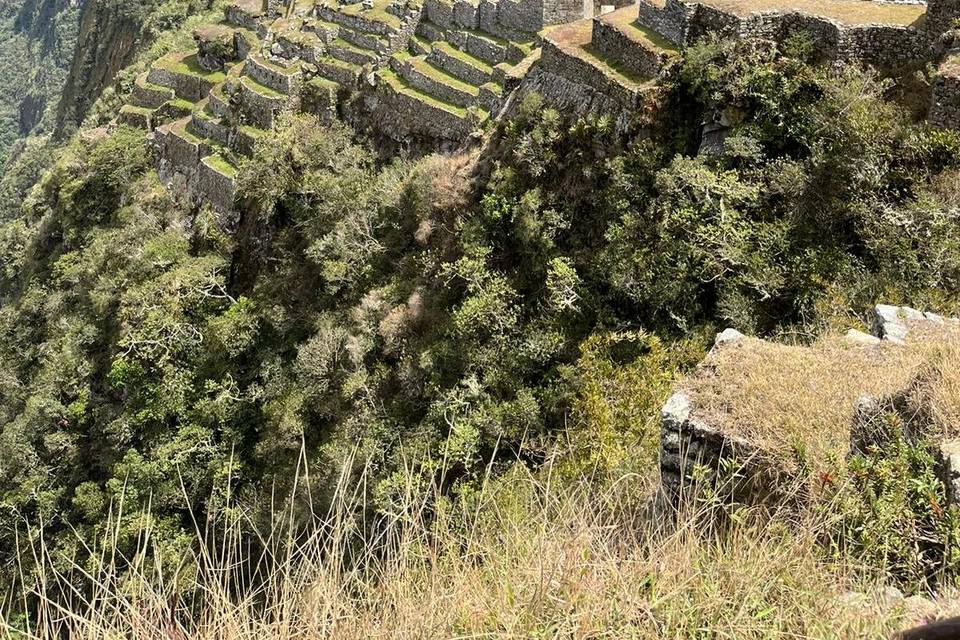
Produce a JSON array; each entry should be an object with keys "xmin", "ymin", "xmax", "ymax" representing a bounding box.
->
[
  {"xmin": 0, "ymin": 0, "xmax": 79, "ymax": 167},
  {"xmin": 2, "ymin": 28, "xmax": 960, "ymax": 630}
]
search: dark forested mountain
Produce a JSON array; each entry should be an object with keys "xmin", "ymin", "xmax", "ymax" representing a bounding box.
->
[{"xmin": 0, "ymin": 0, "xmax": 80, "ymax": 165}]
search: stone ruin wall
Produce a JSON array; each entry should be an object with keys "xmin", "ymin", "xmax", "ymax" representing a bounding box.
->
[
  {"xmin": 636, "ymin": 0, "xmax": 693, "ymax": 45},
  {"xmin": 591, "ymin": 16, "xmax": 671, "ymax": 77},
  {"xmin": 638, "ymin": 0, "xmax": 938, "ymax": 70},
  {"xmin": 539, "ymin": 38, "xmax": 648, "ymax": 108},
  {"xmin": 930, "ymin": 67, "xmax": 960, "ymax": 127},
  {"xmin": 926, "ymin": 0, "xmax": 960, "ymax": 36},
  {"xmin": 660, "ymin": 307, "xmax": 960, "ymax": 506}
]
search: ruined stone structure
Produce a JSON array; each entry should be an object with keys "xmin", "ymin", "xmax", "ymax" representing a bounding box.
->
[
  {"xmin": 660, "ymin": 305, "xmax": 960, "ymax": 505},
  {"xmin": 113, "ymin": 0, "xmax": 960, "ymax": 214}
]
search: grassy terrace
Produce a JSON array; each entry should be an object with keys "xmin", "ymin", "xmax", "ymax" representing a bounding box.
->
[
  {"xmin": 331, "ymin": 36, "xmax": 378, "ymax": 57},
  {"xmin": 169, "ymin": 96, "xmax": 199, "ymax": 112},
  {"xmin": 121, "ymin": 104, "xmax": 155, "ymax": 115},
  {"xmin": 170, "ymin": 117, "xmax": 204, "ymax": 144},
  {"xmin": 410, "ymin": 34, "xmax": 433, "ymax": 53},
  {"xmin": 433, "ymin": 41, "xmax": 493, "ymax": 74},
  {"xmin": 338, "ymin": 0, "xmax": 403, "ymax": 30},
  {"xmin": 155, "ymin": 52, "xmax": 228, "ymax": 82},
  {"xmin": 409, "ymin": 57, "xmax": 481, "ymax": 95},
  {"xmin": 252, "ymin": 54, "xmax": 303, "ymax": 76},
  {"xmin": 703, "ymin": 0, "xmax": 925, "ymax": 25},
  {"xmin": 379, "ymin": 68, "xmax": 468, "ymax": 116},
  {"xmin": 203, "ymin": 153, "xmax": 240, "ymax": 177},
  {"xmin": 600, "ymin": 4, "xmax": 678, "ymax": 52},
  {"xmin": 135, "ymin": 72, "xmax": 173, "ymax": 93},
  {"xmin": 241, "ymin": 74, "xmax": 286, "ymax": 99},
  {"xmin": 544, "ymin": 19, "xmax": 652, "ymax": 89},
  {"xmin": 318, "ymin": 54, "xmax": 364, "ymax": 73},
  {"xmin": 463, "ymin": 25, "xmax": 534, "ymax": 55},
  {"xmin": 681, "ymin": 327, "xmax": 960, "ymax": 471},
  {"xmin": 239, "ymin": 123, "xmax": 267, "ymax": 139}
]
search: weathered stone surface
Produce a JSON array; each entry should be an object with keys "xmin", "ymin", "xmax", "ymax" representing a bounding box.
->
[
  {"xmin": 871, "ymin": 303, "xmax": 948, "ymax": 344},
  {"xmin": 938, "ymin": 440, "xmax": 960, "ymax": 506},
  {"xmin": 844, "ymin": 329, "xmax": 881, "ymax": 346},
  {"xmin": 714, "ymin": 327, "xmax": 745, "ymax": 347},
  {"xmin": 636, "ymin": 0, "xmax": 934, "ymax": 70},
  {"xmin": 930, "ymin": 56, "xmax": 960, "ymax": 129}
]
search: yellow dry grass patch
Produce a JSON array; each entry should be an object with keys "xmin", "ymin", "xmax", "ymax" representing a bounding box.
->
[
  {"xmin": 684, "ymin": 325, "xmax": 960, "ymax": 470},
  {"xmin": 702, "ymin": 0, "xmax": 925, "ymax": 26},
  {"xmin": 17, "ymin": 463, "xmax": 960, "ymax": 639}
]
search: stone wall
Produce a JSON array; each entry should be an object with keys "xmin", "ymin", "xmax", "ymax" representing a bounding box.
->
[
  {"xmin": 926, "ymin": 0, "xmax": 960, "ymax": 36},
  {"xmin": 840, "ymin": 24, "xmax": 928, "ymax": 69},
  {"xmin": 636, "ymin": 0, "xmax": 931, "ymax": 69},
  {"xmin": 246, "ymin": 56, "xmax": 302, "ymax": 94},
  {"xmin": 540, "ymin": 38, "xmax": 643, "ymax": 108},
  {"xmin": 196, "ymin": 158, "xmax": 238, "ymax": 213},
  {"xmin": 498, "ymin": 0, "xmax": 547, "ymax": 34},
  {"xmin": 543, "ymin": 0, "xmax": 587, "ymax": 26},
  {"xmin": 636, "ymin": 0, "xmax": 695, "ymax": 45},
  {"xmin": 592, "ymin": 17, "xmax": 670, "ymax": 78},
  {"xmin": 517, "ymin": 66, "xmax": 655, "ymax": 135},
  {"xmin": 374, "ymin": 77, "xmax": 480, "ymax": 141},
  {"xmin": 930, "ymin": 65, "xmax": 960, "ymax": 128},
  {"xmin": 146, "ymin": 67, "xmax": 218, "ymax": 102}
]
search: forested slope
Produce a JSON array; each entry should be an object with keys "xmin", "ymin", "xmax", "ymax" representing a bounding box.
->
[{"xmin": 2, "ymin": 6, "xmax": 960, "ymax": 634}]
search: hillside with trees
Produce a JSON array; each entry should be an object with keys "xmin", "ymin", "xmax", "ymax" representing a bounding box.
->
[{"xmin": 2, "ymin": 0, "xmax": 960, "ymax": 637}]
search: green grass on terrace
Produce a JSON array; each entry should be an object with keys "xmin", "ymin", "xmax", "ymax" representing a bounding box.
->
[
  {"xmin": 379, "ymin": 68, "xmax": 467, "ymax": 117},
  {"xmin": 168, "ymin": 96, "xmax": 199, "ymax": 112},
  {"xmin": 330, "ymin": 37, "xmax": 378, "ymax": 56},
  {"xmin": 704, "ymin": 0, "xmax": 925, "ymax": 25},
  {"xmin": 307, "ymin": 76, "xmax": 340, "ymax": 91},
  {"xmin": 203, "ymin": 153, "xmax": 240, "ymax": 177},
  {"xmin": 239, "ymin": 123, "xmax": 267, "ymax": 138},
  {"xmin": 240, "ymin": 75, "xmax": 286, "ymax": 99},
  {"xmin": 411, "ymin": 35, "xmax": 433, "ymax": 53},
  {"xmin": 317, "ymin": 54, "xmax": 365, "ymax": 72},
  {"xmin": 337, "ymin": 0, "xmax": 402, "ymax": 30},
  {"xmin": 170, "ymin": 118, "xmax": 204, "ymax": 144},
  {"xmin": 433, "ymin": 41, "xmax": 493, "ymax": 74},
  {"xmin": 544, "ymin": 18, "xmax": 651, "ymax": 89},
  {"xmin": 155, "ymin": 52, "xmax": 227, "ymax": 83},
  {"xmin": 410, "ymin": 57, "xmax": 481, "ymax": 95},
  {"xmin": 479, "ymin": 81, "xmax": 502, "ymax": 96},
  {"xmin": 136, "ymin": 72, "xmax": 173, "ymax": 93},
  {"xmin": 121, "ymin": 104, "xmax": 155, "ymax": 115},
  {"xmin": 252, "ymin": 54, "xmax": 303, "ymax": 76},
  {"xmin": 582, "ymin": 43, "xmax": 653, "ymax": 87}
]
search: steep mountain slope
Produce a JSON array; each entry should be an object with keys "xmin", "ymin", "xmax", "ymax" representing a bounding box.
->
[{"xmin": 0, "ymin": 0, "xmax": 80, "ymax": 165}]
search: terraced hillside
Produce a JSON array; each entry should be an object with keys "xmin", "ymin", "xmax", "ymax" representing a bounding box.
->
[
  {"xmin": 114, "ymin": 0, "xmax": 960, "ymax": 215},
  {"xmin": 117, "ymin": 0, "xmax": 553, "ymax": 214}
]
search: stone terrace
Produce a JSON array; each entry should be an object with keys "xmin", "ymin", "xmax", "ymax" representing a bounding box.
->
[
  {"xmin": 117, "ymin": 0, "xmax": 558, "ymax": 213},
  {"xmin": 635, "ymin": 0, "xmax": 933, "ymax": 69},
  {"xmin": 114, "ymin": 0, "xmax": 960, "ymax": 214},
  {"xmin": 660, "ymin": 306, "xmax": 960, "ymax": 504}
]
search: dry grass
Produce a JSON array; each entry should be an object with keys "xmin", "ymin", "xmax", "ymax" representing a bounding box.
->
[
  {"xmin": 684, "ymin": 325, "xmax": 960, "ymax": 470},
  {"xmin": 4, "ymin": 455, "xmax": 959, "ymax": 639},
  {"xmin": 701, "ymin": 0, "xmax": 925, "ymax": 26}
]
